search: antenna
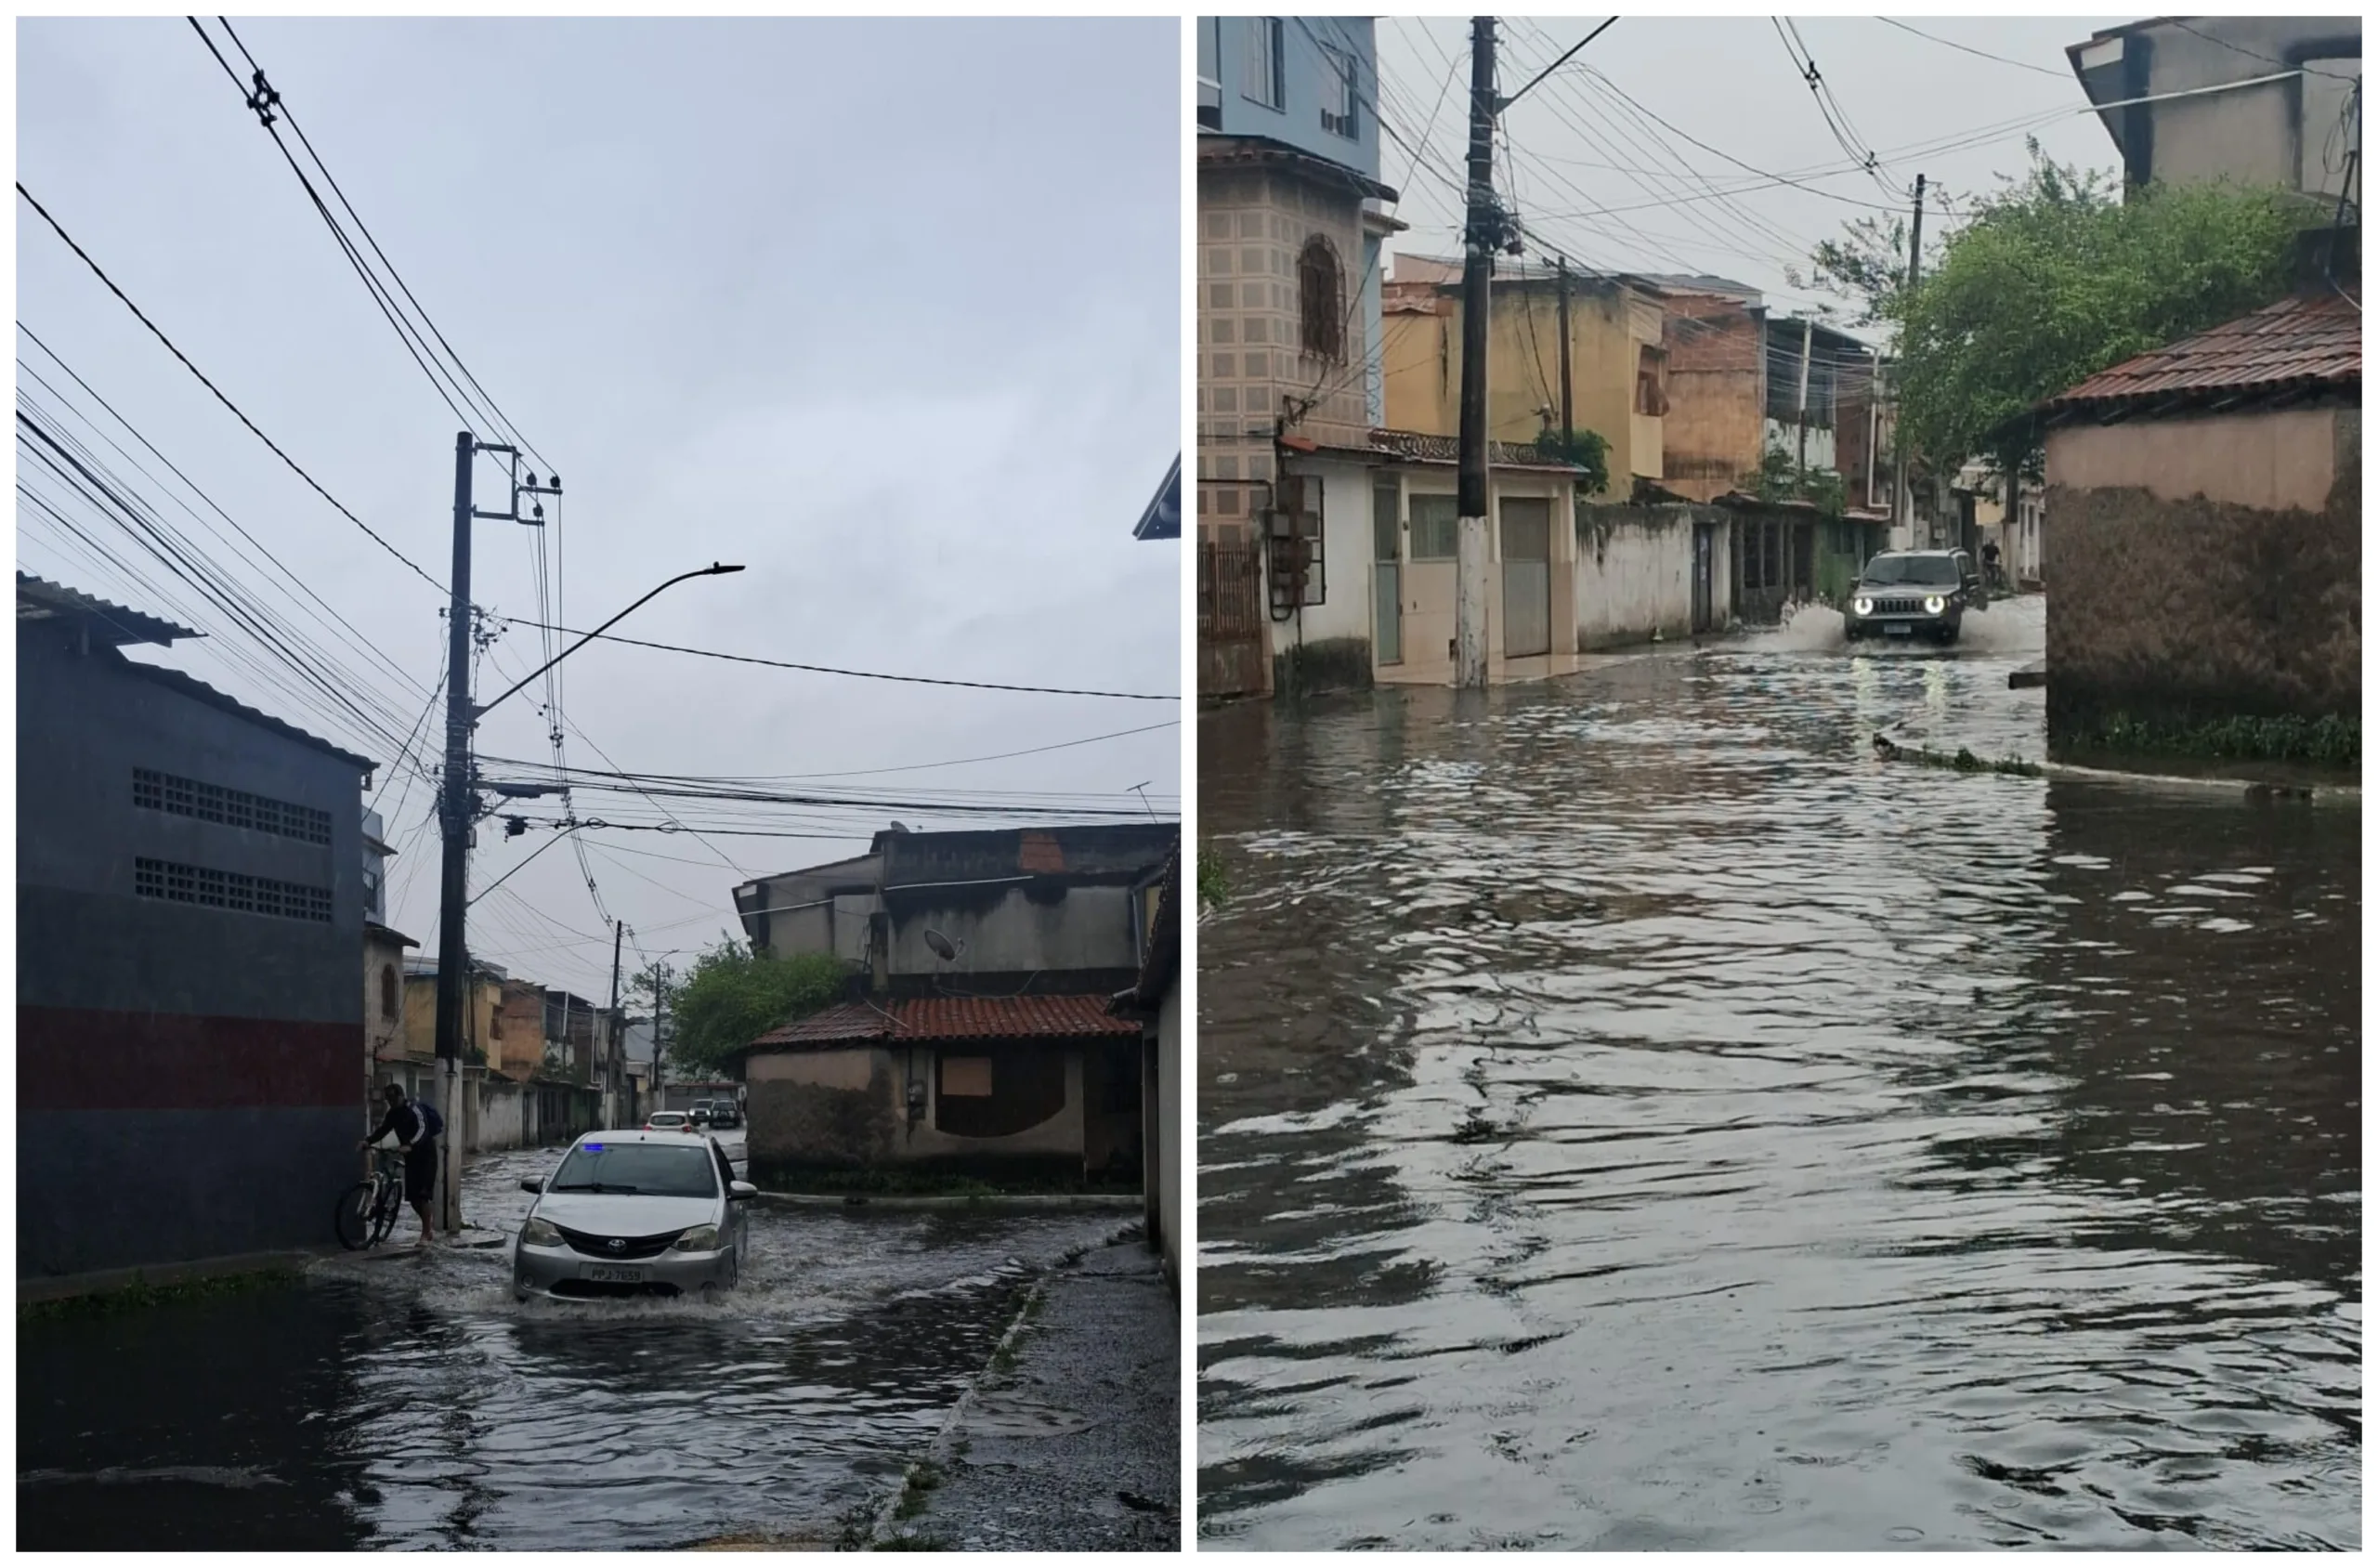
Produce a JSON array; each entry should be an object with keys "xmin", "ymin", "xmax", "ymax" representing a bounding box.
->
[{"xmin": 923, "ymin": 928, "xmax": 962, "ymax": 963}]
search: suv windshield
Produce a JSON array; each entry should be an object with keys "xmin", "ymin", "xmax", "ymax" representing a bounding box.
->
[
  {"xmin": 1861, "ymin": 555, "xmax": 1958, "ymax": 586},
  {"xmin": 549, "ymin": 1141, "xmax": 718, "ymax": 1198}
]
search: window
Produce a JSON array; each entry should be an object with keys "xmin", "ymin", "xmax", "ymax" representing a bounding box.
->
[
  {"xmin": 1409, "ymin": 493, "xmax": 1459, "ymax": 560},
  {"xmin": 942, "ymin": 1056, "xmax": 993, "ymax": 1097},
  {"xmin": 1243, "ymin": 18, "xmax": 1285, "ymax": 109},
  {"xmin": 1635, "ymin": 345, "xmax": 1669, "ymax": 417},
  {"xmin": 1297, "ymin": 236, "xmax": 1346, "ymax": 362},
  {"xmin": 1320, "ymin": 44, "xmax": 1360, "ymax": 138},
  {"xmin": 381, "ymin": 964, "xmax": 399, "ymax": 1020},
  {"xmin": 133, "ymin": 857, "xmax": 333, "ymax": 923},
  {"xmin": 132, "ymin": 767, "xmax": 333, "ymax": 845}
]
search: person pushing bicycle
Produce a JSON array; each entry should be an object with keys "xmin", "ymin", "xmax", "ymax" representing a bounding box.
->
[{"xmin": 360, "ymin": 1081, "xmax": 442, "ymax": 1249}]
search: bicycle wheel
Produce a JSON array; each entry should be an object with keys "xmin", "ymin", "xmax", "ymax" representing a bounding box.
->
[
  {"xmin": 333, "ymin": 1183, "xmax": 380, "ymax": 1250},
  {"xmin": 370, "ymin": 1178, "xmax": 404, "ymax": 1247}
]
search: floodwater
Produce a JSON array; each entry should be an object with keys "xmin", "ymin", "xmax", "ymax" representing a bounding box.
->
[
  {"xmin": 18, "ymin": 1135, "xmax": 1125, "ymax": 1550},
  {"xmin": 1197, "ymin": 596, "xmax": 2360, "ymax": 1550}
]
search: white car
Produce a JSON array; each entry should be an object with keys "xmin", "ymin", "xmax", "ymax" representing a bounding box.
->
[
  {"xmin": 512, "ymin": 1130, "xmax": 755, "ymax": 1302},
  {"xmin": 644, "ymin": 1111, "xmax": 690, "ymax": 1133}
]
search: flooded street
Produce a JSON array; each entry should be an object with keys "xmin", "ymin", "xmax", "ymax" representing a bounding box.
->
[
  {"xmin": 1197, "ymin": 597, "xmax": 2359, "ymax": 1550},
  {"xmin": 19, "ymin": 1135, "xmax": 1127, "ymax": 1550}
]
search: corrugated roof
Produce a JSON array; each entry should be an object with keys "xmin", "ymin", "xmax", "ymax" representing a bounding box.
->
[
  {"xmin": 2047, "ymin": 291, "xmax": 2360, "ymax": 414},
  {"xmin": 17, "ymin": 573, "xmax": 199, "ymax": 647},
  {"xmin": 749, "ymin": 993, "xmax": 1142, "ymax": 1050},
  {"xmin": 111, "ymin": 655, "xmax": 375, "ymax": 774}
]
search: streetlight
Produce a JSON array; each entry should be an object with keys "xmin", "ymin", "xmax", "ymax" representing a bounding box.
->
[{"xmin": 430, "ymin": 560, "xmax": 743, "ymax": 1236}]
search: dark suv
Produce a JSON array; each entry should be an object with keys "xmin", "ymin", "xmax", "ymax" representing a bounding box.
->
[{"xmin": 1845, "ymin": 550, "xmax": 1985, "ymax": 646}]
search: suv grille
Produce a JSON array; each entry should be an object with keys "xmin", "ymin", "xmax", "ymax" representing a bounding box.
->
[
  {"xmin": 1872, "ymin": 595, "xmax": 1930, "ymax": 615},
  {"xmin": 555, "ymin": 1224, "xmax": 683, "ymax": 1261}
]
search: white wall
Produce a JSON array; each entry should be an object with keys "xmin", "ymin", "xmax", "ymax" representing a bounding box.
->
[
  {"xmin": 1266, "ymin": 456, "xmax": 1378, "ymax": 660},
  {"xmin": 1574, "ymin": 505, "xmax": 1705, "ymax": 647}
]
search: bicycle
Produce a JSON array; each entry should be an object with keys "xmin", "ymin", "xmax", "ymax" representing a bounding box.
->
[{"xmin": 334, "ymin": 1146, "xmax": 408, "ymax": 1250}]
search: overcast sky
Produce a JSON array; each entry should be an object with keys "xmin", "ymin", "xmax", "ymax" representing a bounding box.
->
[
  {"xmin": 18, "ymin": 17, "xmax": 1181, "ymax": 1000},
  {"xmin": 1378, "ymin": 16, "xmax": 2132, "ymax": 334}
]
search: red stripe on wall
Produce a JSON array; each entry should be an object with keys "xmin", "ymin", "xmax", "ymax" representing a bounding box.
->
[{"xmin": 19, "ymin": 1006, "xmax": 362, "ymax": 1111}]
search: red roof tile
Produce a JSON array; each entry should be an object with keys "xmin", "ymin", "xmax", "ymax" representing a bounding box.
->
[
  {"xmin": 749, "ymin": 993, "xmax": 1142, "ymax": 1050},
  {"xmin": 2048, "ymin": 291, "xmax": 2361, "ymax": 412}
]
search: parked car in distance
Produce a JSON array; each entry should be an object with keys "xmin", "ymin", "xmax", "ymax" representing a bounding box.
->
[
  {"xmin": 512, "ymin": 1130, "xmax": 755, "ymax": 1302},
  {"xmin": 709, "ymin": 1102, "xmax": 740, "ymax": 1130},
  {"xmin": 644, "ymin": 1111, "xmax": 690, "ymax": 1133},
  {"xmin": 1845, "ymin": 550, "xmax": 1983, "ymax": 646}
]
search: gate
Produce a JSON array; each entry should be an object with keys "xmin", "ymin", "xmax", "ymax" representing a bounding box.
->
[
  {"xmin": 1197, "ymin": 538, "xmax": 1270, "ymax": 699},
  {"xmin": 1500, "ymin": 498, "xmax": 1551, "ymax": 659},
  {"xmin": 1692, "ymin": 522, "xmax": 1715, "ymax": 633},
  {"xmin": 1372, "ymin": 476, "xmax": 1402, "ymax": 665}
]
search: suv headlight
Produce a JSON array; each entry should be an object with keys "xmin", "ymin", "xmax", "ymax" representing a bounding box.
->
[
  {"xmin": 519, "ymin": 1216, "xmax": 562, "ymax": 1248},
  {"xmin": 672, "ymin": 1224, "xmax": 721, "ymax": 1252},
  {"xmin": 1852, "ymin": 596, "xmax": 1874, "ymax": 616},
  {"xmin": 1924, "ymin": 595, "xmax": 1946, "ymax": 614}
]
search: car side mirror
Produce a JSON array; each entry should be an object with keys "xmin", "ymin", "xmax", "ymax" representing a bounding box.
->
[
  {"xmin": 519, "ymin": 1178, "xmax": 543, "ymax": 1194},
  {"xmin": 729, "ymin": 1181, "xmax": 758, "ymax": 1201}
]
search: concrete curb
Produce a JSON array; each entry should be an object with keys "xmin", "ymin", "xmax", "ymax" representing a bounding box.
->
[
  {"xmin": 1875, "ymin": 730, "xmax": 2360, "ymax": 805},
  {"xmin": 752, "ymin": 1191, "xmax": 1143, "ymax": 1212},
  {"xmin": 869, "ymin": 1271, "xmax": 1053, "ymax": 1547},
  {"xmin": 18, "ymin": 1248, "xmax": 325, "ymax": 1307}
]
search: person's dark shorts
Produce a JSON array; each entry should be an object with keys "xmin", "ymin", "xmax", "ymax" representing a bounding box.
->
[{"xmin": 404, "ymin": 1140, "xmax": 438, "ymax": 1206}]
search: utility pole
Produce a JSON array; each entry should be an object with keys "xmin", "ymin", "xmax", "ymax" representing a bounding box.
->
[
  {"xmin": 1455, "ymin": 15, "xmax": 1499, "ymax": 690},
  {"xmin": 607, "ymin": 918, "xmax": 624, "ymax": 1129},
  {"xmin": 432, "ymin": 433, "xmax": 477, "ymax": 1235},
  {"xmin": 651, "ymin": 961, "xmax": 670, "ymax": 1115},
  {"xmin": 1892, "ymin": 174, "xmax": 1926, "ymax": 550},
  {"xmin": 1794, "ymin": 315, "xmax": 1814, "ymax": 488},
  {"xmin": 1554, "ymin": 254, "xmax": 1574, "ymax": 453}
]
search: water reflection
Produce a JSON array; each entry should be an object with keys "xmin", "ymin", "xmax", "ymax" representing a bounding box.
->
[
  {"xmin": 19, "ymin": 1140, "xmax": 1119, "ymax": 1550},
  {"xmin": 1197, "ymin": 623, "xmax": 2358, "ymax": 1551}
]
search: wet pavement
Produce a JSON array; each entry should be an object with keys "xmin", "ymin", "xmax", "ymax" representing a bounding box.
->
[
  {"xmin": 18, "ymin": 1134, "xmax": 1129, "ymax": 1550},
  {"xmin": 891, "ymin": 1235, "xmax": 1181, "ymax": 1550},
  {"xmin": 1197, "ymin": 596, "xmax": 2360, "ymax": 1551}
]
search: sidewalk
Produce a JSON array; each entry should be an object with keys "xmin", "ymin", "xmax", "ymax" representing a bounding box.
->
[{"xmin": 878, "ymin": 1233, "xmax": 1180, "ymax": 1551}]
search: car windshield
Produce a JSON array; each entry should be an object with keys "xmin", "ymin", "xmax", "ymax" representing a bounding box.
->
[
  {"xmin": 1861, "ymin": 555, "xmax": 1959, "ymax": 586},
  {"xmin": 548, "ymin": 1141, "xmax": 717, "ymax": 1197}
]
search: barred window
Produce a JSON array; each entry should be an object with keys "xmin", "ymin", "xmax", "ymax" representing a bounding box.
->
[
  {"xmin": 133, "ymin": 856, "xmax": 333, "ymax": 923},
  {"xmin": 132, "ymin": 767, "xmax": 332, "ymax": 845}
]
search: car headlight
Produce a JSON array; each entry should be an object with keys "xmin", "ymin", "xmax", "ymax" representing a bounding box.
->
[
  {"xmin": 1924, "ymin": 595, "xmax": 1946, "ymax": 614},
  {"xmin": 519, "ymin": 1216, "xmax": 562, "ymax": 1248},
  {"xmin": 1852, "ymin": 596, "xmax": 1874, "ymax": 616},
  {"xmin": 672, "ymin": 1224, "xmax": 721, "ymax": 1253}
]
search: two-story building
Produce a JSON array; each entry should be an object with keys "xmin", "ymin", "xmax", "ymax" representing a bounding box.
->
[
  {"xmin": 729, "ymin": 823, "xmax": 1176, "ymax": 1188},
  {"xmin": 19, "ymin": 574, "xmax": 372, "ymax": 1287}
]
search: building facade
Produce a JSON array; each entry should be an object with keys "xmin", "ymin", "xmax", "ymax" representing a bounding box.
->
[{"xmin": 19, "ymin": 575, "xmax": 372, "ymax": 1283}]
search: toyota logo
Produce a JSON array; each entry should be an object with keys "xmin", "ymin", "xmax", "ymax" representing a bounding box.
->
[{"xmin": 607, "ymin": 1238, "xmax": 626, "ymax": 1252}]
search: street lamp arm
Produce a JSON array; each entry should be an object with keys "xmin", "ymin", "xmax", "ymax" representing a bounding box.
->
[{"xmin": 476, "ymin": 563, "xmax": 744, "ymax": 718}]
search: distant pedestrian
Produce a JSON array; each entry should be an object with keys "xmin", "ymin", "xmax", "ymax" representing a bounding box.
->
[
  {"xmin": 1981, "ymin": 538, "xmax": 2002, "ymax": 582},
  {"xmin": 360, "ymin": 1082, "xmax": 442, "ymax": 1249}
]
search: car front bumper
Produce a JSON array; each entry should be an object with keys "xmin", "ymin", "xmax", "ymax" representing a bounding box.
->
[
  {"xmin": 1846, "ymin": 610, "xmax": 1957, "ymax": 640},
  {"xmin": 512, "ymin": 1237, "xmax": 739, "ymax": 1300}
]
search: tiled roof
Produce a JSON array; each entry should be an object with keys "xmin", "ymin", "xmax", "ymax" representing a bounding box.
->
[
  {"xmin": 749, "ymin": 993, "xmax": 1143, "ymax": 1051},
  {"xmin": 2047, "ymin": 292, "xmax": 2360, "ymax": 414}
]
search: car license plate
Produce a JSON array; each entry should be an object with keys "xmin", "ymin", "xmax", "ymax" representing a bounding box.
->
[
  {"xmin": 1884, "ymin": 622, "xmax": 1912, "ymax": 635},
  {"xmin": 585, "ymin": 1265, "xmax": 646, "ymax": 1284}
]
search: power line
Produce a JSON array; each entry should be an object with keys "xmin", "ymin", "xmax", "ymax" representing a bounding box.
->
[
  {"xmin": 502, "ymin": 618, "xmax": 1179, "ymax": 700},
  {"xmin": 1873, "ymin": 18, "xmax": 2071, "ymax": 80},
  {"xmin": 15, "ymin": 181, "xmax": 446, "ymax": 593}
]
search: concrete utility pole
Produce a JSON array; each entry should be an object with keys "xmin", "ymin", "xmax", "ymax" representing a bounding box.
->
[
  {"xmin": 1794, "ymin": 315, "xmax": 1815, "ymax": 487},
  {"xmin": 607, "ymin": 918, "xmax": 623, "ymax": 1129},
  {"xmin": 1455, "ymin": 15, "xmax": 1499, "ymax": 690},
  {"xmin": 651, "ymin": 961, "xmax": 671, "ymax": 1113},
  {"xmin": 1892, "ymin": 174, "xmax": 1926, "ymax": 549},
  {"xmin": 1554, "ymin": 254, "xmax": 1574, "ymax": 452}
]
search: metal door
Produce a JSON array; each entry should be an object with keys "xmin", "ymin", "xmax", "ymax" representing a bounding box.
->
[
  {"xmin": 1371, "ymin": 477, "xmax": 1402, "ymax": 665},
  {"xmin": 1692, "ymin": 522, "xmax": 1714, "ymax": 633},
  {"xmin": 1500, "ymin": 498, "xmax": 1551, "ymax": 658}
]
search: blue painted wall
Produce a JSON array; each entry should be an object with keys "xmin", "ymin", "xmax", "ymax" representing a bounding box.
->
[{"xmin": 1199, "ymin": 16, "xmax": 1380, "ymax": 182}]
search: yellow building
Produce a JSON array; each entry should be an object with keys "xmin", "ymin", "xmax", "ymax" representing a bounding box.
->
[
  {"xmin": 400, "ymin": 964, "xmax": 510, "ymax": 1075},
  {"xmin": 1382, "ymin": 256, "xmax": 1667, "ymax": 491}
]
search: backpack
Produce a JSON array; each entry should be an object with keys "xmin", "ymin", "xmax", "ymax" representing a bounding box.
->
[{"xmin": 412, "ymin": 1097, "xmax": 445, "ymax": 1141}]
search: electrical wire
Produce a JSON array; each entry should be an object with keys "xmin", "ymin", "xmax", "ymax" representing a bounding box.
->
[{"xmin": 1872, "ymin": 18, "xmax": 2070, "ymax": 79}]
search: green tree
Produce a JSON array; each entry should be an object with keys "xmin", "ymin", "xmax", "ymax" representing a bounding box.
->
[
  {"xmin": 1804, "ymin": 143, "xmax": 2300, "ymax": 490},
  {"xmin": 662, "ymin": 941, "xmax": 847, "ymax": 1078},
  {"xmin": 1534, "ymin": 426, "xmax": 1612, "ymax": 497}
]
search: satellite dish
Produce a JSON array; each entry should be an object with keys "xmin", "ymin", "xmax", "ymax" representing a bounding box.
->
[{"xmin": 923, "ymin": 928, "xmax": 960, "ymax": 962}]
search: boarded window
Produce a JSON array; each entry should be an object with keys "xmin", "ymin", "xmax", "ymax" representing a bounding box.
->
[
  {"xmin": 941, "ymin": 1056, "xmax": 993, "ymax": 1097},
  {"xmin": 1635, "ymin": 345, "xmax": 1669, "ymax": 416},
  {"xmin": 381, "ymin": 964, "xmax": 399, "ymax": 1020}
]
